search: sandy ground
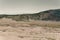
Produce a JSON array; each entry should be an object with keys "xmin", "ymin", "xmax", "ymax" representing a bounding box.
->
[
  {"xmin": 0, "ymin": 26, "xmax": 60, "ymax": 40},
  {"xmin": 0, "ymin": 18, "xmax": 60, "ymax": 40}
]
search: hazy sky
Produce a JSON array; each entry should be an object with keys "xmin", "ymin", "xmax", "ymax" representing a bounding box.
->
[{"xmin": 0, "ymin": 0, "xmax": 60, "ymax": 14}]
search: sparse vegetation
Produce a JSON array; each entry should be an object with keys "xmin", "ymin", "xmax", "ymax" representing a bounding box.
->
[
  {"xmin": 28, "ymin": 21, "xmax": 60, "ymax": 28},
  {"xmin": 47, "ymin": 38, "xmax": 56, "ymax": 40},
  {"xmin": 0, "ymin": 18, "xmax": 60, "ymax": 40},
  {"xmin": 0, "ymin": 18, "xmax": 60, "ymax": 28}
]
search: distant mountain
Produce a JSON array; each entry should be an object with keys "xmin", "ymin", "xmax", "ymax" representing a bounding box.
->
[
  {"xmin": 0, "ymin": 9, "xmax": 60, "ymax": 21},
  {"xmin": 37, "ymin": 9, "xmax": 60, "ymax": 21}
]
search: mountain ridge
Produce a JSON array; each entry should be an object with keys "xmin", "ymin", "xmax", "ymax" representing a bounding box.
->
[{"xmin": 0, "ymin": 9, "xmax": 60, "ymax": 21}]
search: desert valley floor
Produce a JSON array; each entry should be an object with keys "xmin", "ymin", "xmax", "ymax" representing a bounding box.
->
[{"xmin": 0, "ymin": 18, "xmax": 60, "ymax": 40}]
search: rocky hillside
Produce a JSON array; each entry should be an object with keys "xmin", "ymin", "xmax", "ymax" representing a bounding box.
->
[{"xmin": 0, "ymin": 9, "xmax": 60, "ymax": 21}]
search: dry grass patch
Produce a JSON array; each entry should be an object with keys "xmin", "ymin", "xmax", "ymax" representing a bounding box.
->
[
  {"xmin": 25, "ymin": 21, "xmax": 60, "ymax": 28},
  {"xmin": 0, "ymin": 18, "xmax": 60, "ymax": 28}
]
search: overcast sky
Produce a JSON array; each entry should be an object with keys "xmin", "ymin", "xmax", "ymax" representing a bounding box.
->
[{"xmin": 0, "ymin": 0, "xmax": 60, "ymax": 14}]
